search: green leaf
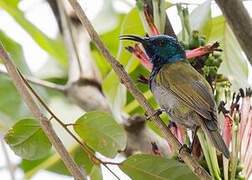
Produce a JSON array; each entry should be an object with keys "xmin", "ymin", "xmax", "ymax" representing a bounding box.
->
[
  {"xmin": 74, "ymin": 111, "xmax": 126, "ymax": 158},
  {"xmin": 90, "ymin": 165, "xmax": 103, "ymax": 180},
  {"xmin": 20, "ymin": 144, "xmax": 93, "ymax": 178},
  {"xmin": 208, "ymin": 16, "xmax": 248, "ymax": 90},
  {"xmin": 0, "ymin": 1, "xmax": 68, "ymax": 67},
  {"xmin": 119, "ymin": 154, "xmax": 198, "ymax": 180},
  {"xmin": 0, "ymin": 30, "xmax": 30, "ymax": 74},
  {"xmin": 91, "ymin": 14, "xmax": 126, "ymax": 78},
  {"xmin": 0, "ymin": 31, "xmax": 33, "ymax": 129},
  {"xmin": 47, "ymin": 146, "xmax": 93, "ymax": 176},
  {"xmin": 190, "ymin": 0, "xmax": 211, "ymax": 39},
  {"xmin": 4, "ymin": 119, "xmax": 52, "ymax": 160},
  {"xmin": 103, "ymin": 70, "xmax": 127, "ymax": 122},
  {"xmin": 0, "ymin": 75, "xmax": 32, "ymax": 128},
  {"xmin": 102, "ymin": 8, "xmax": 145, "ymax": 121}
]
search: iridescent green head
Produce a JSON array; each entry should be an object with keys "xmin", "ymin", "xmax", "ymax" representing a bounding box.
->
[{"xmin": 120, "ymin": 35, "xmax": 186, "ymax": 66}]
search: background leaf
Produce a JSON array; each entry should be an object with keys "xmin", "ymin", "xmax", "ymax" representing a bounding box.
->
[
  {"xmin": 4, "ymin": 118, "xmax": 52, "ymax": 160},
  {"xmin": 119, "ymin": 154, "xmax": 198, "ymax": 180},
  {"xmin": 91, "ymin": 14, "xmax": 126, "ymax": 78},
  {"xmin": 74, "ymin": 111, "xmax": 126, "ymax": 158},
  {"xmin": 0, "ymin": 0, "xmax": 68, "ymax": 67},
  {"xmin": 190, "ymin": 0, "xmax": 211, "ymax": 39},
  {"xmin": 0, "ymin": 31, "xmax": 32, "ymax": 131},
  {"xmin": 102, "ymin": 7, "xmax": 145, "ymax": 122},
  {"xmin": 208, "ymin": 16, "xmax": 249, "ymax": 90},
  {"xmin": 48, "ymin": 146, "xmax": 93, "ymax": 176}
]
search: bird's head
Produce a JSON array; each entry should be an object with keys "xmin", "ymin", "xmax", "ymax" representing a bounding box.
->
[{"xmin": 120, "ymin": 34, "xmax": 186, "ymax": 66}]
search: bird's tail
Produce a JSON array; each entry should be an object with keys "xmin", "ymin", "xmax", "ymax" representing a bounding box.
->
[{"xmin": 199, "ymin": 120, "xmax": 230, "ymax": 158}]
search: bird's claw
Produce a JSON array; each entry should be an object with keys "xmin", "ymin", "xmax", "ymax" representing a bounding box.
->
[
  {"xmin": 145, "ymin": 108, "xmax": 166, "ymax": 121},
  {"xmin": 179, "ymin": 144, "xmax": 191, "ymax": 154},
  {"xmin": 177, "ymin": 144, "xmax": 192, "ymax": 163}
]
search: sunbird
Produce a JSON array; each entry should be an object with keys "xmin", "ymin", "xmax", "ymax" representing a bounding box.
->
[{"xmin": 120, "ymin": 34, "xmax": 230, "ymax": 158}]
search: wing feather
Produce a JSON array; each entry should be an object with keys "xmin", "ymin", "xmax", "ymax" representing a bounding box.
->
[{"xmin": 156, "ymin": 61, "xmax": 217, "ymax": 123}]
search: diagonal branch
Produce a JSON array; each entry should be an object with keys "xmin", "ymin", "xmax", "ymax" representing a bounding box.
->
[
  {"xmin": 0, "ymin": 42, "xmax": 86, "ymax": 180},
  {"xmin": 67, "ymin": 0, "xmax": 211, "ymax": 179},
  {"xmin": 215, "ymin": 0, "xmax": 252, "ymax": 63}
]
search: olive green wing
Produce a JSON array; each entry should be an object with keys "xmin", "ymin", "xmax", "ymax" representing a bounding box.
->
[{"xmin": 156, "ymin": 61, "xmax": 218, "ymax": 130}]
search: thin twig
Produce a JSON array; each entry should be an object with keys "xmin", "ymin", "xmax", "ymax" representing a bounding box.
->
[
  {"xmin": 0, "ymin": 42, "xmax": 86, "ymax": 180},
  {"xmin": 18, "ymin": 69, "xmax": 120, "ymax": 180},
  {"xmin": 0, "ymin": 69, "xmax": 66, "ymax": 93},
  {"xmin": 67, "ymin": 0, "xmax": 211, "ymax": 179},
  {"xmin": 1, "ymin": 139, "xmax": 15, "ymax": 180}
]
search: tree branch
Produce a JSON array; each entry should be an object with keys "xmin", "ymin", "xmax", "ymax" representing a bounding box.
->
[
  {"xmin": 67, "ymin": 0, "xmax": 211, "ymax": 179},
  {"xmin": 0, "ymin": 42, "xmax": 86, "ymax": 180},
  {"xmin": 215, "ymin": 0, "xmax": 252, "ymax": 63}
]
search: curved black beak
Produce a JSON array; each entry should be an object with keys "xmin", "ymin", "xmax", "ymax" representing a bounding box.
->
[{"xmin": 120, "ymin": 34, "xmax": 149, "ymax": 45}]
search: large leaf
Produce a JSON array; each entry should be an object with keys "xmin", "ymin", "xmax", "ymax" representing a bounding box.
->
[
  {"xmin": 48, "ymin": 146, "xmax": 93, "ymax": 176},
  {"xmin": 119, "ymin": 154, "xmax": 198, "ymax": 180},
  {"xmin": 208, "ymin": 16, "xmax": 248, "ymax": 90},
  {"xmin": 0, "ymin": 31, "xmax": 32, "ymax": 130},
  {"xmin": 20, "ymin": 144, "xmax": 94, "ymax": 178},
  {"xmin": 4, "ymin": 118, "xmax": 52, "ymax": 160},
  {"xmin": 0, "ymin": 1, "xmax": 68, "ymax": 67},
  {"xmin": 0, "ymin": 75, "xmax": 32, "ymax": 128},
  {"xmin": 91, "ymin": 14, "xmax": 126, "ymax": 78},
  {"xmin": 74, "ymin": 111, "xmax": 126, "ymax": 158},
  {"xmin": 102, "ymin": 8, "xmax": 145, "ymax": 122}
]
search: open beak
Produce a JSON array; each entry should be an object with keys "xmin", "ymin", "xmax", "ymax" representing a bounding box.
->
[{"xmin": 120, "ymin": 34, "xmax": 149, "ymax": 45}]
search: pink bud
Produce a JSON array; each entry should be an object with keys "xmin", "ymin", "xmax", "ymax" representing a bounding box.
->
[
  {"xmin": 222, "ymin": 116, "xmax": 232, "ymax": 148},
  {"xmin": 186, "ymin": 42, "xmax": 221, "ymax": 59},
  {"xmin": 144, "ymin": 8, "xmax": 160, "ymax": 36},
  {"xmin": 134, "ymin": 44, "xmax": 152, "ymax": 71}
]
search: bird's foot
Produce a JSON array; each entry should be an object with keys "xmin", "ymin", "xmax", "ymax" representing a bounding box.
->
[
  {"xmin": 168, "ymin": 121, "xmax": 177, "ymax": 129},
  {"xmin": 177, "ymin": 144, "xmax": 192, "ymax": 163},
  {"xmin": 179, "ymin": 144, "xmax": 192, "ymax": 154},
  {"xmin": 145, "ymin": 108, "xmax": 166, "ymax": 121}
]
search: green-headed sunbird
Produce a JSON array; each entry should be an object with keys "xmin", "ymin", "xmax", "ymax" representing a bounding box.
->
[{"xmin": 120, "ymin": 34, "xmax": 230, "ymax": 158}]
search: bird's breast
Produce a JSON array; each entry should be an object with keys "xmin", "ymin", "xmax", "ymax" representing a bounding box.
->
[{"xmin": 150, "ymin": 75, "xmax": 200, "ymax": 129}]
